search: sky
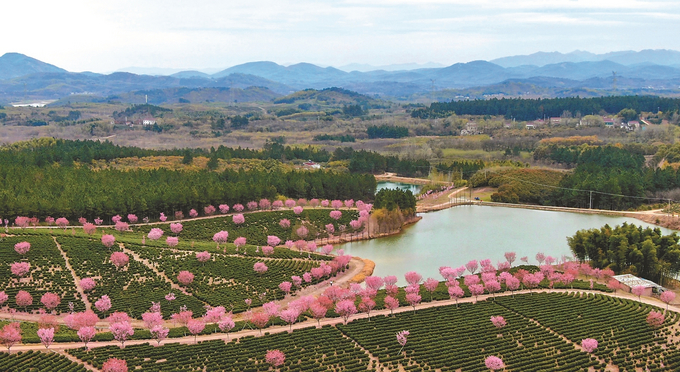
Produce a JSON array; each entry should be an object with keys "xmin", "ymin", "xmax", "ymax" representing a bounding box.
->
[{"xmin": 3, "ymin": 0, "xmax": 680, "ymax": 73}]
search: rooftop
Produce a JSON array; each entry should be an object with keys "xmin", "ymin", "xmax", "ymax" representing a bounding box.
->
[{"xmin": 613, "ymin": 274, "xmax": 664, "ymax": 290}]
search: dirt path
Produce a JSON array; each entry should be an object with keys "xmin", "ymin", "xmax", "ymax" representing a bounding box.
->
[
  {"xmin": 53, "ymin": 237, "xmax": 92, "ymax": 311},
  {"xmin": 118, "ymin": 242, "xmax": 192, "ymax": 297},
  {"xmin": 375, "ymin": 173, "xmax": 450, "ymax": 186},
  {"xmin": 54, "ymin": 349, "xmax": 100, "ymax": 371}
]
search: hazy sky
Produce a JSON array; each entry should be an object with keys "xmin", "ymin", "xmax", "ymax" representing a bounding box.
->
[{"xmin": 3, "ymin": 0, "xmax": 680, "ymax": 72}]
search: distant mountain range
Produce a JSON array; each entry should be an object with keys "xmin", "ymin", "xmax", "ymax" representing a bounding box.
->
[{"xmin": 2, "ymin": 50, "xmax": 680, "ymax": 104}]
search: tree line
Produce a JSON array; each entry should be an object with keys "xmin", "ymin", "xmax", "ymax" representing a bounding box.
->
[
  {"xmin": 411, "ymin": 96, "xmax": 680, "ymax": 121},
  {"xmin": 568, "ymin": 223, "xmax": 680, "ymax": 284},
  {"xmin": 0, "ymin": 164, "xmax": 376, "ymax": 221},
  {"xmin": 366, "ymin": 125, "xmax": 409, "ymax": 139},
  {"xmin": 330, "ymin": 148, "xmax": 430, "ymax": 177}
]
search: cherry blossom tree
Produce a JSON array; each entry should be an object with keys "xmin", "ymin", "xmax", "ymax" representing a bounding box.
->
[
  {"xmin": 204, "ymin": 205, "xmax": 216, "ymax": 215},
  {"xmin": 15, "ymin": 290, "xmax": 33, "ymax": 308},
  {"xmin": 405, "ymin": 293, "xmax": 422, "ymax": 312},
  {"xmin": 293, "ymin": 206, "xmax": 303, "ymax": 215},
  {"xmin": 159, "ymin": 213, "xmax": 167, "ymax": 222},
  {"xmin": 189, "ymin": 209, "xmax": 199, "ymax": 218},
  {"xmin": 142, "ymin": 312, "xmax": 164, "ymax": 329},
  {"xmin": 187, "ymin": 319, "xmax": 205, "ymax": 343},
  {"xmin": 535, "ymin": 252, "xmax": 546, "ymax": 265},
  {"xmin": 166, "ymin": 236, "xmax": 179, "ymax": 247},
  {"xmin": 279, "ymin": 281, "xmax": 292, "ymax": 297},
  {"xmin": 213, "ymin": 231, "xmax": 229, "ymax": 247},
  {"xmin": 246, "ymin": 201, "xmax": 258, "ymax": 211},
  {"xmin": 310, "ymin": 302, "xmax": 328, "ymax": 326},
  {"xmin": 102, "ymin": 234, "xmax": 116, "ymax": 249},
  {"xmin": 127, "ymin": 214, "xmax": 138, "ymax": 223},
  {"xmin": 110, "ymin": 321, "xmax": 134, "ymax": 348},
  {"xmin": 266, "ymin": 349, "xmax": 286, "ymax": 368},
  {"xmin": 484, "ymin": 356, "xmax": 505, "ymax": 371},
  {"xmin": 632, "ymin": 285, "xmax": 645, "ymax": 301},
  {"xmin": 359, "ymin": 297, "xmax": 376, "ymax": 320},
  {"xmin": 37, "ymin": 327, "xmax": 54, "ymax": 349},
  {"xmin": 233, "ymin": 214, "xmax": 245, "ymax": 224},
  {"xmin": 330, "ymin": 210, "xmax": 342, "ymax": 220},
  {"xmin": 485, "ymin": 280, "xmax": 501, "ymax": 299},
  {"xmin": 254, "ymin": 262, "xmax": 268, "ymax": 274},
  {"xmin": 102, "ymin": 358, "xmax": 128, "ymax": 372},
  {"xmin": 170, "ymin": 223, "xmax": 183, "ymax": 235},
  {"xmin": 219, "ymin": 204, "xmax": 230, "ymax": 214},
  {"xmin": 423, "ymin": 278, "xmax": 439, "ymax": 301},
  {"xmin": 490, "ymin": 316, "xmax": 506, "ymax": 330},
  {"xmin": 405, "ymin": 271, "xmax": 423, "ymax": 286},
  {"xmin": 83, "ymin": 223, "xmax": 97, "ymax": 235},
  {"xmin": 465, "ymin": 260, "xmax": 479, "ymax": 275},
  {"xmin": 331, "ymin": 200, "xmax": 343, "ymax": 209},
  {"xmin": 14, "ymin": 242, "xmax": 30, "ymax": 255},
  {"xmin": 114, "ymin": 221, "xmax": 129, "ymax": 232},
  {"xmin": 204, "ymin": 306, "xmax": 226, "ymax": 331},
  {"xmin": 504, "ymin": 252, "xmax": 516, "ymax": 266},
  {"xmin": 177, "ymin": 271, "xmax": 194, "ymax": 286},
  {"xmin": 218, "ymin": 317, "xmax": 236, "ymax": 340},
  {"xmin": 11, "ymin": 262, "xmax": 30, "ymax": 277},
  {"xmin": 296, "ymin": 226, "xmax": 308, "ymax": 239},
  {"xmin": 171, "ymin": 309, "xmax": 193, "ymax": 329},
  {"xmin": 279, "ymin": 308, "xmax": 301, "ymax": 331},
  {"xmin": 279, "ymin": 219, "xmax": 291, "ymax": 228},
  {"xmin": 77, "ymin": 326, "xmax": 96, "ymax": 348},
  {"xmin": 661, "ymin": 291, "xmax": 676, "ymax": 311},
  {"xmin": 267, "ymin": 235, "xmax": 281, "ymax": 247},
  {"xmin": 581, "ymin": 338, "xmax": 598, "ymax": 353},
  {"xmin": 233, "ymin": 236, "xmax": 247, "ymax": 251},
  {"xmin": 335, "ymin": 299, "xmax": 358, "ymax": 324},
  {"xmin": 262, "ymin": 246, "xmax": 275, "ymax": 256},
  {"xmin": 165, "ymin": 293, "xmax": 176, "ymax": 301},
  {"xmin": 79, "ymin": 277, "xmax": 96, "ymax": 292},
  {"xmin": 396, "ymin": 330, "xmax": 409, "ymax": 354},
  {"xmin": 250, "ymin": 312, "xmax": 270, "ymax": 335},
  {"xmin": 196, "ymin": 251, "xmax": 211, "ymax": 263},
  {"xmin": 505, "ymin": 277, "xmax": 520, "ymax": 297},
  {"xmin": 0, "ymin": 323, "xmax": 21, "ymax": 351},
  {"xmin": 232, "ymin": 203, "xmax": 244, "ymax": 212},
  {"xmin": 468, "ymin": 284, "xmax": 485, "ymax": 301},
  {"xmin": 40, "ymin": 292, "xmax": 61, "ymax": 310},
  {"xmin": 383, "ymin": 295, "xmax": 399, "ymax": 315},
  {"xmin": 95, "ymin": 295, "xmax": 112, "ymax": 313},
  {"xmin": 647, "ymin": 310, "xmax": 665, "ymax": 330},
  {"xmin": 110, "ymin": 252, "xmax": 129, "ymax": 269},
  {"xmin": 55, "ymin": 217, "xmax": 69, "ymax": 229},
  {"xmin": 448, "ymin": 285, "xmax": 464, "ymax": 307},
  {"xmin": 147, "ymin": 228, "xmax": 164, "ymax": 240},
  {"xmin": 321, "ymin": 244, "xmax": 333, "ymax": 255},
  {"xmin": 150, "ymin": 325, "xmax": 169, "ymax": 346}
]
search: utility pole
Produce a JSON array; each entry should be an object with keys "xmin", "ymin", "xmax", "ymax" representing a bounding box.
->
[{"xmin": 589, "ymin": 191, "xmax": 593, "ymax": 209}]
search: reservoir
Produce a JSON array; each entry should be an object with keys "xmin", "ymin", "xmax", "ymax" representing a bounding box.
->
[
  {"xmin": 375, "ymin": 181, "xmax": 421, "ymax": 194},
  {"xmin": 340, "ymin": 205, "xmax": 675, "ymax": 286}
]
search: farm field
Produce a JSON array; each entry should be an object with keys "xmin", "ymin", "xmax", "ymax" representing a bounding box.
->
[{"xmin": 64, "ymin": 292, "xmax": 680, "ymax": 371}]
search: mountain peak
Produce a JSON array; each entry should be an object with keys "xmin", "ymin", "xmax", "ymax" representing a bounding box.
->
[{"xmin": 0, "ymin": 52, "xmax": 67, "ymax": 80}]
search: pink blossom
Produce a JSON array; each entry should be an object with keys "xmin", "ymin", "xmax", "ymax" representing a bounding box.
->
[
  {"xmin": 423, "ymin": 278, "xmax": 439, "ymax": 297},
  {"xmin": 11, "ymin": 262, "xmax": 30, "ymax": 277},
  {"xmin": 44, "ymin": 216, "xmax": 55, "ymax": 225},
  {"xmin": 344, "ymin": 199, "xmax": 354, "ymax": 208},
  {"xmin": 246, "ymin": 201, "xmax": 258, "ymax": 210},
  {"xmin": 213, "ymin": 231, "xmax": 229, "ymax": 244},
  {"xmin": 82, "ymin": 223, "xmax": 96, "ymax": 235},
  {"xmin": 147, "ymin": 228, "xmax": 164, "ymax": 240},
  {"xmin": 166, "ymin": 236, "xmax": 179, "ymax": 247},
  {"xmin": 536, "ymin": 252, "xmax": 546, "ymax": 265},
  {"xmin": 219, "ymin": 204, "xmax": 230, "ymax": 213},
  {"xmin": 284, "ymin": 240, "xmax": 294, "ymax": 249},
  {"xmin": 170, "ymin": 223, "xmax": 183, "ymax": 234},
  {"xmin": 297, "ymin": 198, "xmax": 307, "ymax": 206},
  {"xmin": 14, "ymin": 290, "xmax": 32, "ymax": 307},
  {"xmin": 647, "ymin": 310, "xmax": 665, "ymax": 328},
  {"xmin": 112, "ymin": 215, "xmax": 122, "ymax": 224},
  {"xmin": 196, "ymin": 251, "xmax": 211, "ymax": 262},
  {"xmin": 266, "ymin": 349, "xmax": 286, "ymax": 368},
  {"xmin": 485, "ymin": 356, "xmax": 505, "ymax": 371},
  {"xmin": 102, "ymin": 234, "xmax": 116, "ymax": 248},
  {"xmin": 329, "ymin": 210, "xmax": 342, "ymax": 220},
  {"xmin": 465, "ymin": 260, "xmax": 479, "ymax": 274},
  {"xmin": 110, "ymin": 252, "xmax": 129, "ymax": 269},
  {"xmin": 310, "ymin": 302, "xmax": 328, "ymax": 325},
  {"xmin": 171, "ymin": 310, "xmax": 193, "ymax": 327},
  {"xmin": 150, "ymin": 325, "xmax": 169, "ymax": 346},
  {"xmin": 335, "ymin": 299, "xmax": 357, "ymax": 324},
  {"xmin": 93, "ymin": 217, "xmax": 103, "ymax": 225},
  {"xmin": 405, "ymin": 293, "xmax": 422, "ymax": 311},
  {"xmin": 159, "ymin": 213, "xmax": 167, "ymax": 222},
  {"xmin": 189, "ymin": 209, "xmax": 198, "ymax": 218},
  {"xmin": 384, "ymin": 276, "xmax": 398, "ymax": 286},
  {"xmin": 396, "ymin": 330, "xmax": 409, "ymax": 348},
  {"xmin": 254, "ymin": 262, "xmax": 268, "ymax": 274},
  {"xmin": 331, "ymin": 200, "xmax": 343, "ymax": 209},
  {"xmin": 632, "ymin": 285, "xmax": 645, "ymax": 300},
  {"xmin": 279, "ymin": 281, "xmax": 293, "ymax": 294},
  {"xmin": 127, "ymin": 214, "xmax": 138, "ymax": 223},
  {"xmin": 77, "ymin": 326, "xmax": 96, "ymax": 347},
  {"xmin": 95, "ymin": 295, "xmax": 112, "ymax": 313},
  {"xmin": 218, "ymin": 317, "xmax": 235, "ymax": 337},
  {"xmin": 321, "ymin": 199, "xmax": 330, "ymax": 207},
  {"xmin": 204, "ymin": 205, "xmax": 216, "ymax": 215},
  {"xmin": 204, "ymin": 306, "xmax": 226, "ymax": 324},
  {"xmin": 177, "ymin": 271, "xmax": 195, "ymax": 285},
  {"xmin": 490, "ymin": 316, "xmax": 506, "ymax": 329},
  {"xmin": 108, "ymin": 312, "xmax": 132, "ymax": 324},
  {"xmin": 293, "ymin": 206, "xmax": 303, "ymax": 214},
  {"xmin": 303, "ymin": 272, "xmax": 312, "ymax": 283},
  {"xmin": 267, "ymin": 235, "xmax": 281, "ymax": 247},
  {"xmin": 349, "ymin": 220, "xmax": 362, "ymax": 229},
  {"xmin": 114, "ymin": 221, "xmax": 129, "ymax": 232},
  {"xmin": 661, "ymin": 291, "xmax": 676, "ymax": 310},
  {"xmin": 272, "ymin": 200, "xmax": 284, "ymax": 209},
  {"xmin": 259, "ymin": 199, "xmax": 271, "ymax": 210},
  {"xmin": 37, "ymin": 327, "xmax": 54, "ymax": 349},
  {"xmin": 468, "ymin": 284, "xmax": 485, "ymax": 300},
  {"xmin": 110, "ymin": 321, "xmax": 134, "ymax": 348},
  {"xmin": 233, "ymin": 203, "xmax": 244, "ymax": 212},
  {"xmin": 321, "ymin": 244, "xmax": 333, "ymax": 255},
  {"xmin": 102, "ymin": 358, "xmax": 128, "ymax": 372},
  {"xmin": 325, "ymin": 223, "xmax": 335, "ymax": 235},
  {"xmin": 233, "ymin": 236, "xmax": 246, "ymax": 248},
  {"xmin": 262, "ymin": 246, "xmax": 275, "ymax": 256},
  {"xmin": 285, "ymin": 199, "xmax": 296, "ymax": 208},
  {"xmin": 55, "ymin": 217, "xmax": 69, "ymax": 229},
  {"xmin": 40, "ymin": 292, "xmax": 61, "ymax": 310},
  {"xmin": 296, "ymin": 226, "xmax": 308, "ymax": 238},
  {"xmin": 581, "ymin": 338, "xmax": 598, "ymax": 353},
  {"xmin": 279, "ymin": 219, "xmax": 291, "ymax": 228},
  {"xmin": 14, "ymin": 242, "xmax": 30, "ymax": 255},
  {"xmin": 405, "ymin": 271, "xmax": 422, "ymax": 286},
  {"xmin": 142, "ymin": 312, "xmax": 164, "ymax": 329},
  {"xmin": 232, "ymin": 214, "xmax": 245, "ymax": 225},
  {"xmin": 165, "ymin": 293, "xmax": 176, "ymax": 301},
  {"xmin": 291, "ymin": 276, "xmax": 302, "ymax": 287},
  {"xmin": 0, "ymin": 291, "xmax": 7, "ymax": 306}
]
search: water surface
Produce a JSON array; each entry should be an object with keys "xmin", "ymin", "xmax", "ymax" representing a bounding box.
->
[{"xmin": 339, "ymin": 205, "xmax": 675, "ymax": 286}]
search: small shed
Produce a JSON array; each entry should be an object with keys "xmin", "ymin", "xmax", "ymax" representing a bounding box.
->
[{"xmin": 613, "ymin": 274, "xmax": 664, "ymax": 296}]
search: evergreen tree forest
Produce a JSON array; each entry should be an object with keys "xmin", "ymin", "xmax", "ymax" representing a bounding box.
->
[
  {"xmin": 568, "ymin": 223, "xmax": 680, "ymax": 284},
  {"xmin": 411, "ymin": 96, "xmax": 680, "ymax": 121},
  {"xmin": 0, "ymin": 139, "xmax": 378, "ymax": 221}
]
